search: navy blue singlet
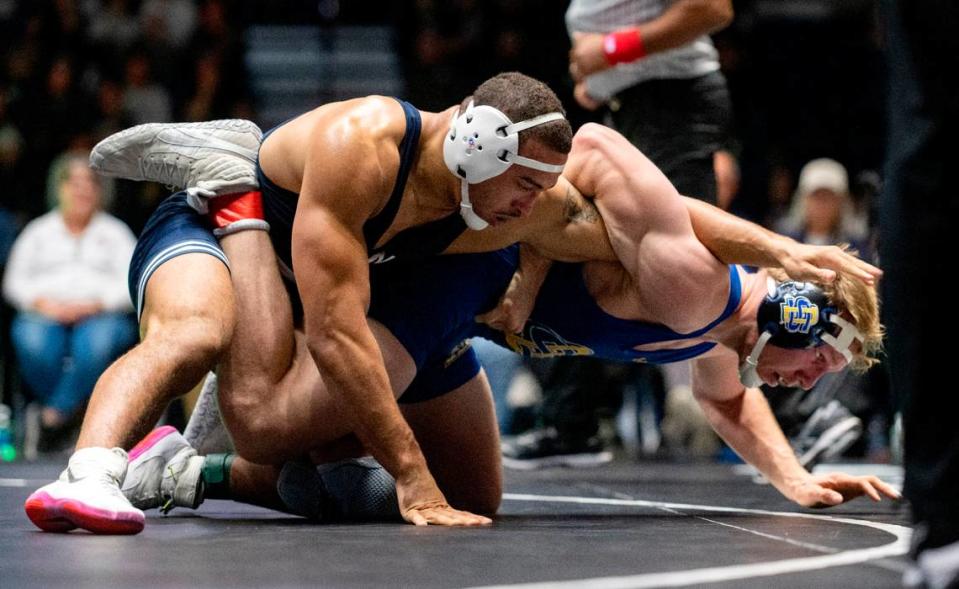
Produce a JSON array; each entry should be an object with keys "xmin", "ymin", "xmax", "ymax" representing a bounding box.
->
[{"xmin": 256, "ymin": 98, "xmax": 467, "ymax": 278}]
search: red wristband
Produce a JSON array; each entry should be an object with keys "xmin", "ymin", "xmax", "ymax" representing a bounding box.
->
[{"xmin": 603, "ymin": 28, "xmax": 647, "ymax": 65}]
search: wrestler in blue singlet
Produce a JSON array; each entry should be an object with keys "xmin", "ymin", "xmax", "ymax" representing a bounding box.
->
[
  {"xmin": 475, "ymin": 262, "xmax": 742, "ymax": 363},
  {"xmin": 381, "ymin": 251, "xmax": 743, "ymax": 403}
]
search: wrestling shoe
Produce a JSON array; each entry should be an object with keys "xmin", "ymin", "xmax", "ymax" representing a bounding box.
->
[
  {"xmin": 792, "ymin": 400, "xmax": 863, "ymax": 469},
  {"xmin": 183, "ymin": 372, "xmax": 235, "ymax": 455},
  {"xmin": 24, "ymin": 447, "xmax": 145, "ymax": 534},
  {"xmin": 122, "ymin": 426, "xmax": 204, "ymax": 513},
  {"xmin": 89, "ymin": 119, "xmax": 262, "ymax": 208},
  {"xmin": 501, "ymin": 427, "xmax": 613, "ymax": 470}
]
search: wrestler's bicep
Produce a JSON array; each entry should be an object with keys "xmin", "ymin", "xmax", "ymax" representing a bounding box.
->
[{"xmin": 292, "ymin": 202, "xmax": 371, "ymax": 323}]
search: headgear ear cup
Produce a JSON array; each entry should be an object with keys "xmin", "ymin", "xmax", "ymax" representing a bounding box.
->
[{"xmin": 444, "ymin": 101, "xmax": 566, "ymax": 230}]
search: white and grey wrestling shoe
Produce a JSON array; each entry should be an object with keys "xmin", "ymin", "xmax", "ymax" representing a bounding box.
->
[
  {"xmin": 89, "ymin": 119, "xmax": 262, "ymax": 210},
  {"xmin": 121, "ymin": 426, "xmax": 204, "ymax": 513}
]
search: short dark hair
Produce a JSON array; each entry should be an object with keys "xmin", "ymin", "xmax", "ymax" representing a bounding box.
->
[{"xmin": 463, "ymin": 72, "xmax": 572, "ymax": 155}]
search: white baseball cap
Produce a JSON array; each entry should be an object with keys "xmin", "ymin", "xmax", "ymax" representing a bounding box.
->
[{"xmin": 797, "ymin": 158, "xmax": 848, "ymax": 198}]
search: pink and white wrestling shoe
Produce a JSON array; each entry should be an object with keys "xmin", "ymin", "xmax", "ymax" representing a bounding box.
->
[{"xmin": 24, "ymin": 447, "xmax": 145, "ymax": 534}]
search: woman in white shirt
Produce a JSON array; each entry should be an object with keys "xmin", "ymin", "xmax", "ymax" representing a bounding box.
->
[{"xmin": 3, "ymin": 153, "xmax": 138, "ymax": 449}]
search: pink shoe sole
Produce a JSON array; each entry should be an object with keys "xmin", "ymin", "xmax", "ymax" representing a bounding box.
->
[
  {"xmin": 25, "ymin": 492, "xmax": 145, "ymax": 535},
  {"xmin": 129, "ymin": 425, "xmax": 178, "ymax": 462}
]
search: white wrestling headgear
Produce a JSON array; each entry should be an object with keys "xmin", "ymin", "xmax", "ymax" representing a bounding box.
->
[{"xmin": 443, "ymin": 100, "xmax": 566, "ymax": 230}]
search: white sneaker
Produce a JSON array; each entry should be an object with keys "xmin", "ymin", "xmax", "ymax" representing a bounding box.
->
[
  {"xmin": 122, "ymin": 425, "xmax": 204, "ymax": 513},
  {"xmin": 24, "ymin": 447, "xmax": 145, "ymax": 534},
  {"xmin": 89, "ymin": 119, "xmax": 262, "ymax": 207}
]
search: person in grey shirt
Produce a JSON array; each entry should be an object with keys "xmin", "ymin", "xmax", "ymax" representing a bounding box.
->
[{"xmin": 566, "ymin": 0, "xmax": 733, "ymax": 202}]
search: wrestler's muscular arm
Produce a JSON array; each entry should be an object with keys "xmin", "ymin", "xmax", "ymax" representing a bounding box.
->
[
  {"xmin": 691, "ymin": 353, "xmax": 899, "ymax": 507},
  {"xmin": 568, "ymin": 124, "xmax": 882, "ymax": 286},
  {"xmin": 683, "ymin": 198, "xmax": 882, "ymax": 286},
  {"xmin": 477, "ymin": 124, "xmax": 879, "ymax": 330},
  {"xmin": 292, "ymin": 100, "xmax": 489, "ymax": 526},
  {"xmin": 569, "ymin": 124, "xmax": 730, "ymax": 331}
]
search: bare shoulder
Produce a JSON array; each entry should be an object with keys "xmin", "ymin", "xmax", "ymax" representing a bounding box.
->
[
  {"xmin": 571, "ymin": 122, "xmax": 624, "ymax": 151},
  {"xmin": 300, "ymin": 97, "xmax": 409, "ymax": 215},
  {"xmin": 570, "ymin": 124, "xmax": 670, "ymax": 198},
  {"xmin": 445, "ymin": 179, "xmax": 606, "ymax": 256},
  {"xmin": 309, "ymin": 96, "xmax": 407, "ymax": 164}
]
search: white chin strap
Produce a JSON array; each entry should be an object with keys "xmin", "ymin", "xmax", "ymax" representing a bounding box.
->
[
  {"xmin": 739, "ymin": 331, "xmax": 772, "ymax": 388},
  {"xmin": 459, "ymin": 182, "xmax": 490, "ymax": 230}
]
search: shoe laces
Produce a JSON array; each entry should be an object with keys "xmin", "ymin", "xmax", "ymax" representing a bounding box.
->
[
  {"xmin": 159, "ymin": 462, "xmax": 181, "ymax": 514},
  {"xmin": 139, "ymin": 154, "xmax": 191, "ymax": 191}
]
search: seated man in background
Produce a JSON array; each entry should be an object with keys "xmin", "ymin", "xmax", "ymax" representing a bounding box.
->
[
  {"xmin": 2, "ymin": 153, "xmax": 138, "ymax": 457},
  {"xmin": 108, "ymin": 123, "xmax": 894, "ymax": 524}
]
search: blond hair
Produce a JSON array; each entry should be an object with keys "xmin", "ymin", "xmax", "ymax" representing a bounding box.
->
[{"xmin": 768, "ymin": 247, "xmax": 883, "ymax": 372}]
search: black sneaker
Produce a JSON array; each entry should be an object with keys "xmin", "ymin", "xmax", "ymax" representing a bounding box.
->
[
  {"xmin": 501, "ymin": 427, "xmax": 613, "ymax": 470},
  {"xmin": 792, "ymin": 400, "xmax": 863, "ymax": 469}
]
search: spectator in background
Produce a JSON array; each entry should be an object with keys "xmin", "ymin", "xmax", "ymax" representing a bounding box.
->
[
  {"xmin": 181, "ymin": 0, "xmax": 250, "ymax": 121},
  {"xmin": 91, "ymin": 77, "xmax": 133, "ymax": 142},
  {"xmin": 765, "ymin": 158, "xmax": 878, "ymax": 470},
  {"xmin": 182, "ymin": 51, "xmax": 226, "ymax": 122},
  {"xmin": 84, "ymin": 0, "xmax": 140, "ymax": 58},
  {"xmin": 775, "ymin": 158, "xmax": 870, "ymax": 255},
  {"xmin": 2, "ymin": 153, "xmax": 137, "ymax": 456},
  {"xmin": 139, "ymin": 0, "xmax": 197, "ymax": 51},
  {"xmin": 713, "ymin": 148, "xmax": 740, "ymax": 211},
  {"xmin": 122, "ymin": 50, "xmax": 172, "ymax": 124},
  {"xmin": 0, "ymin": 88, "xmax": 30, "ymax": 222},
  {"xmin": 397, "ymin": 0, "xmax": 488, "ymax": 110},
  {"xmin": 567, "ymin": 0, "xmax": 733, "ymax": 203}
]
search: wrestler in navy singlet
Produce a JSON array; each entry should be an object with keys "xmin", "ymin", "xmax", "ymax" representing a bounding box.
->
[{"xmin": 257, "ymin": 98, "xmax": 468, "ymax": 281}]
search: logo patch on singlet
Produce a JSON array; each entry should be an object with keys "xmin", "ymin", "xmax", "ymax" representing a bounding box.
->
[
  {"xmin": 443, "ymin": 340, "xmax": 472, "ymax": 368},
  {"xmin": 780, "ymin": 295, "xmax": 820, "ymax": 334},
  {"xmin": 368, "ymin": 251, "xmax": 396, "ymax": 265},
  {"xmin": 504, "ymin": 324, "xmax": 593, "ymax": 357}
]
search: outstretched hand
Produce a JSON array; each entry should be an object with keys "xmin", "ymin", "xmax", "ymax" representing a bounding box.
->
[
  {"xmin": 777, "ymin": 243, "xmax": 882, "ymax": 287},
  {"xmin": 396, "ymin": 474, "xmax": 492, "ymax": 526},
  {"xmin": 789, "ymin": 472, "xmax": 901, "ymax": 509}
]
